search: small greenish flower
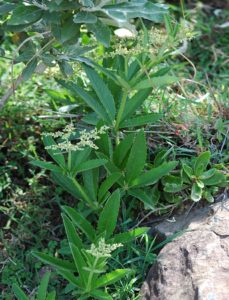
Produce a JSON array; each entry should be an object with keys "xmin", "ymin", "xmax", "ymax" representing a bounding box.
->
[{"xmin": 86, "ymin": 238, "xmax": 123, "ymax": 258}]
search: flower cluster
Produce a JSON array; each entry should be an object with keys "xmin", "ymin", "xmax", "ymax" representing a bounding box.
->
[
  {"xmin": 43, "ymin": 124, "xmax": 109, "ymax": 152},
  {"xmin": 86, "ymin": 238, "xmax": 123, "ymax": 258}
]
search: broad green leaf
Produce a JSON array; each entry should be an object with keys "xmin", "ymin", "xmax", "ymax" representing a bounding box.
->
[
  {"xmin": 62, "ymin": 214, "xmax": 84, "ymax": 249},
  {"xmin": 95, "ymin": 269, "xmax": 131, "ymax": 288},
  {"xmin": 87, "ymin": 20, "xmax": 111, "ymax": 47},
  {"xmin": 119, "ymin": 113, "xmax": 162, "ymax": 128},
  {"xmin": 58, "ymin": 270, "xmax": 82, "ymax": 288},
  {"xmin": 131, "ymin": 161, "xmax": 178, "ymax": 187},
  {"xmin": 51, "ymin": 173, "xmax": 82, "ymax": 200},
  {"xmin": 194, "ymin": 151, "xmax": 211, "ymax": 176},
  {"xmin": 121, "ymin": 89, "xmax": 151, "ymax": 121},
  {"xmin": 12, "ymin": 284, "xmax": 29, "ymax": 300},
  {"xmin": 202, "ymin": 170, "xmax": 226, "ymax": 186},
  {"xmin": 162, "ymin": 175, "xmax": 183, "ymax": 193},
  {"xmin": 70, "ymin": 147, "xmax": 91, "ymax": 176},
  {"xmin": 32, "ymin": 252, "xmax": 76, "ymax": 272},
  {"xmin": 0, "ymin": 4, "xmax": 16, "ymax": 15},
  {"xmin": 46, "ymin": 291, "xmax": 56, "ymax": 300},
  {"xmin": 98, "ymin": 189, "xmax": 120, "ymax": 238},
  {"xmin": 203, "ymin": 191, "xmax": 214, "ymax": 203},
  {"xmin": 199, "ymin": 169, "xmax": 216, "ymax": 180},
  {"xmin": 76, "ymin": 159, "xmax": 107, "ymax": 173},
  {"xmin": 82, "ymin": 168, "xmax": 99, "ymax": 202},
  {"xmin": 182, "ymin": 163, "xmax": 193, "ymax": 179},
  {"xmin": 21, "ymin": 58, "xmax": 38, "ymax": 81},
  {"xmin": 84, "ymin": 65, "xmax": 116, "ymax": 122},
  {"xmin": 103, "ymin": 2, "xmax": 168, "ymax": 23},
  {"xmin": 191, "ymin": 183, "xmax": 202, "ymax": 202},
  {"xmin": 43, "ymin": 136, "xmax": 65, "ymax": 168},
  {"xmin": 62, "ymin": 206, "xmax": 96, "ymax": 242},
  {"xmin": 58, "ymin": 80, "xmax": 110, "ymax": 123},
  {"xmin": 31, "ymin": 160, "xmax": 62, "ymax": 173},
  {"xmin": 98, "ymin": 172, "xmax": 122, "ymax": 202},
  {"xmin": 126, "ymin": 131, "xmax": 146, "ymax": 183},
  {"xmin": 95, "ymin": 132, "xmax": 112, "ymax": 158},
  {"xmin": 133, "ymin": 75, "xmax": 177, "ymax": 90},
  {"xmin": 113, "ymin": 133, "xmax": 134, "ymax": 168},
  {"xmin": 90, "ymin": 290, "xmax": 112, "ymax": 300},
  {"xmin": 128, "ymin": 187, "xmax": 160, "ymax": 209},
  {"xmin": 37, "ymin": 272, "xmax": 51, "ymax": 300},
  {"xmin": 111, "ymin": 227, "xmax": 149, "ymax": 244},
  {"xmin": 69, "ymin": 243, "xmax": 87, "ymax": 285},
  {"xmin": 73, "ymin": 12, "xmax": 97, "ymax": 24},
  {"xmin": 8, "ymin": 5, "xmax": 42, "ymax": 26}
]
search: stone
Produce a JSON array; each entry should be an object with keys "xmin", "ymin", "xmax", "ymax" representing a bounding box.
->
[{"xmin": 141, "ymin": 199, "xmax": 229, "ymax": 300}]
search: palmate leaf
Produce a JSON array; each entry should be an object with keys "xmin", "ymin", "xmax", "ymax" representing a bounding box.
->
[
  {"xmin": 97, "ymin": 189, "xmax": 120, "ymax": 239},
  {"xmin": 131, "ymin": 161, "xmax": 178, "ymax": 187},
  {"xmin": 62, "ymin": 206, "xmax": 96, "ymax": 242},
  {"xmin": 94, "ymin": 269, "xmax": 132, "ymax": 289},
  {"xmin": 83, "ymin": 65, "xmax": 116, "ymax": 122},
  {"xmin": 12, "ymin": 284, "xmax": 29, "ymax": 300},
  {"xmin": 126, "ymin": 131, "xmax": 146, "ymax": 183},
  {"xmin": 119, "ymin": 113, "xmax": 162, "ymax": 128},
  {"xmin": 37, "ymin": 272, "xmax": 51, "ymax": 300},
  {"xmin": 32, "ymin": 252, "xmax": 76, "ymax": 272},
  {"xmin": 110, "ymin": 227, "xmax": 149, "ymax": 244}
]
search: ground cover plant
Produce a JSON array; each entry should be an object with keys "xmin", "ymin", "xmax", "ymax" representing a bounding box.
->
[{"xmin": 0, "ymin": 0, "xmax": 228, "ymax": 299}]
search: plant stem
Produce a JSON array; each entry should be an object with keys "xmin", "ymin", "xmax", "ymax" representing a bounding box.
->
[
  {"xmin": 86, "ymin": 257, "xmax": 99, "ymax": 292},
  {"xmin": 72, "ymin": 178, "xmax": 98, "ymax": 209}
]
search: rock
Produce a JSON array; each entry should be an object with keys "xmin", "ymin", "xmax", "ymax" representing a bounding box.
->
[{"xmin": 141, "ymin": 199, "xmax": 229, "ymax": 300}]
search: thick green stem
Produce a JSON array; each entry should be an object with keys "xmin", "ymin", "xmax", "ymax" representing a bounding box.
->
[{"xmin": 86, "ymin": 257, "xmax": 99, "ymax": 292}]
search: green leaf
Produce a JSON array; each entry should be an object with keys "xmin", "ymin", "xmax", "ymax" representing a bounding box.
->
[
  {"xmin": 73, "ymin": 12, "xmax": 97, "ymax": 24},
  {"xmin": 122, "ymin": 89, "xmax": 151, "ymax": 121},
  {"xmin": 191, "ymin": 183, "xmax": 202, "ymax": 202},
  {"xmin": 131, "ymin": 161, "xmax": 178, "ymax": 187},
  {"xmin": 62, "ymin": 206, "xmax": 96, "ymax": 242},
  {"xmin": 119, "ymin": 113, "xmax": 162, "ymax": 128},
  {"xmin": 126, "ymin": 131, "xmax": 146, "ymax": 183},
  {"xmin": 111, "ymin": 227, "xmax": 149, "ymax": 244},
  {"xmin": 128, "ymin": 188, "xmax": 159, "ymax": 209},
  {"xmin": 62, "ymin": 214, "xmax": 84, "ymax": 249},
  {"xmin": 0, "ymin": 3, "xmax": 16, "ymax": 15},
  {"xmin": 12, "ymin": 284, "xmax": 29, "ymax": 300},
  {"xmin": 58, "ymin": 80, "xmax": 110, "ymax": 123},
  {"xmin": 90, "ymin": 290, "xmax": 112, "ymax": 300},
  {"xmin": 69, "ymin": 148, "xmax": 91, "ymax": 176},
  {"xmin": 182, "ymin": 163, "xmax": 193, "ymax": 179},
  {"xmin": 69, "ymin": 243, "xmax": 87, "ymax": 285},
  {"xmin": 199, "ymin": 169, "xmax": 216, "ymax": 180},
  {"xmin": 37, "ymin": 272, "xmax": 51, "ymax": 300},
  {"xmin": 84, "ymin": 65, "xmax": 116, "ymax": 122},
  {"xmin": 46, "ymin": 291, "xmax": 56, "ymax": 300},
  {"xmin": 76, "ymin": 159, "xmax": 107, "ymax": 173},
  {"xmin": 202, "ymin": 170, "xmax": 226, "ymax": 186},
  {"xmin": 113, "ymin": 133, "xmax": 134, "ymax": 168},
  {"xmin": 32, "ymin": 252, "xmax": 75, "ymax": 272},
  {"xmin": 31, "ymin": 160, "xmax": 62, "ymax": 173},
  {"xmin": 87, "ymin": 19, "xmax": 111, "ymax": 47},
  {"xmin": 57, "ymin": 270, "xmax": 82, "ymax": 288},
  {"xmin": 98, "ymin": 172, "xmax": 122, "ymax": 202},
  {"xmin": 7, "ymin": 5, "xmax": 42, "ymax": 26},
  {"xmin": 43, "ymin": 136, "xmax": 65, "ymax": 168},
  {"xmin": 162, "ymin": 175, "xmax": 183, "ymax": 193},
  {"xmin": 95, "ymin": 269, "xmax": 131, "ymax": 288},
  {"xmin": 51, "ymin": 173, "xmax": 81, "ymax": 199},
  {"xmin": 22, "ymin": 58, "xmax": 38, "ymax": 81},
  {"xmin": 194, "ymin": 151, "xmax": 211, "ymax": 176},
  {"xmin": 133, "ymin": 75, "xmax": 177, "ymax": 90},
  {"xmin": 98, "ymin": 190, "xmax": 120, "ymax": 238}
]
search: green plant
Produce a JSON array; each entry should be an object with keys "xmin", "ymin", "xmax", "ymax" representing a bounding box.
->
[
  {"xmin": 32, "ymin": 190, "xmax": 148, "ymax": 299},
  {"xmin": 162, "ymin": 151, "xmax": 227, "ymax": 202},
  {"xmin": 13, "ymin": 271, "xmax": 56, "ymax": 300}
]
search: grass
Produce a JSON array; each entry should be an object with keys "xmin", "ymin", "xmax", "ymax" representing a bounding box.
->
[{"xmin": 0, "ymin": 1, "xmax": 228, "ymax": 299}]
